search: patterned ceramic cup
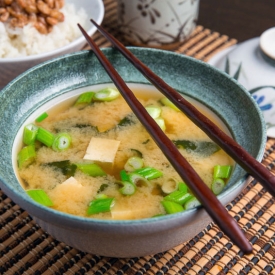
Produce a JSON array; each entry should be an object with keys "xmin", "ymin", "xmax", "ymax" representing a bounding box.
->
[{"xmin": 116, "ymin": 0, "xmax": 200, "ymax": 49}]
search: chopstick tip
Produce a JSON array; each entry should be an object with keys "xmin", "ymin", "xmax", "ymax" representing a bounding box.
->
[{"xmin": 90, "ymin": 18, "xmax": 99, "ymax": 27}]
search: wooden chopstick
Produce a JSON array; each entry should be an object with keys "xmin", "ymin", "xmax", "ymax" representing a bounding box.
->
[
  {"xmin": 78, "ymin": 23, "xmax": 252, "ymax": 253},
  {"xmin": 90, "ymin": 19, "xmax": 275, "ymax": 198}
]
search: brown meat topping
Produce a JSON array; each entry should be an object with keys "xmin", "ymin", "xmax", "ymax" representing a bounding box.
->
[{"xmin": 0, "ymin": 0, "xmax": 65, "ymax": 34}]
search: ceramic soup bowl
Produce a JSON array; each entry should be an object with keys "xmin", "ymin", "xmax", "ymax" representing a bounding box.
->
[{"xmin": 0, "ymin": 48, "xmax": 266, "ymax": 257}]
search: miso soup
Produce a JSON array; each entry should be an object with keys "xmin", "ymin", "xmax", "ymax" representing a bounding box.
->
[{"xmin": 16, "ymin": 84, "xmax": 234, "ymax": 220}]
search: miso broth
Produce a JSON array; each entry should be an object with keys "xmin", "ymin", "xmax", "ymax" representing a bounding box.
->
[{"xmin": 16, "ymin": 84, "xmax": 234, "ymax": 220}]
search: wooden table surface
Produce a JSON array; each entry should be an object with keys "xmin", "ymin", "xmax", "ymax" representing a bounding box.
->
[{"xmin": 198, "ymin": 0, "xmax": 275, "ymax": 42}]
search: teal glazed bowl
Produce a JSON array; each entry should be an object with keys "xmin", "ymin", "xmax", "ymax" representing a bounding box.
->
[{"xmin": 0, "ymin": 48, "xmax": 266, "ymax": 257}]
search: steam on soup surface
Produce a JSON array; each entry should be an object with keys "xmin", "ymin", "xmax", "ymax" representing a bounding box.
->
[{"xmin": 17, "ymin": 84, "xmax": 234, "ymax": 220}]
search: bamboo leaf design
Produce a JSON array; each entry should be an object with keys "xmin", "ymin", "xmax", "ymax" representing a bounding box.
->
[
  {"xmin": 233, "ymin": 63, "xmax": 242, "ymax": 80},
  {"xmin": 249, "ymin": 86, "xmax": 275, "ymax": 94}
]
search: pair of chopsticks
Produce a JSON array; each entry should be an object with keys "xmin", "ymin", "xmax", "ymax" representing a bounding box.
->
[{"xmin": 78, "ymin": 20, "xmax": 272, "ymax": 254}]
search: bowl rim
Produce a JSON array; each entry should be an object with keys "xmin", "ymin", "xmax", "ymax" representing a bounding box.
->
[
  {"xmin": 0, "ymin": 0, "xmax": 104, "ymax": 63},
  {"xmin": 0, "ymin": 47, "xmax": 267, "ymax": 228}
]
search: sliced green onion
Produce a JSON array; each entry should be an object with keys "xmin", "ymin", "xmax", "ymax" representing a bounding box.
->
[
  {"xmin": 52, "ymin": 133, "xmax": 72, "ymax": 152},
  {"xmin": 23, "ymin": 123, "xmax": 38, "ymax": 145},
  {"xmin": 119, "ymin": 181, "xmax": 136, "ymax": 195},
  {"xmin": 145, "ymin": 106, "xmax": 161, "ymax": 119},
  {"xmin": 120, "ymin": 170, "xmax": 130, "ymax": 181},
  {"xmin": 94, "ymin": 88, "xmax": 120, "ymax": 101},
  {"xmin": 213, "ymin": 165, "xmax": 232, "ymax": 179},
  {"xmin": 135, "ymin": 167, "xmax": 163, "ymax": 180},
  {"xmin": 211, "ymin": 178, "xmax": 225, "ymax": 195},
  {"xmin": 74, "ymin": 91, "xmax": 95, "ymax": 105},
  {"xmin": 161, "ymin": 178, "xmax": 178, "ymax": 194},
  {"xmin": 128, "ymin": 172, "xmax": 150, "ymax": 187},
  {"xmin": 184, "ymin": 196, "xmax": 201, "ymax": 210},
  {"xmin": 87, "ymin": 197, "xmax": 115, "ymax": 215},
  {"xmin": 35, "ymin": 112, "xmax": 48, "ymax": 122},
  {"xmin": 155, "ymin": 117, "xmax": 166, "ymax": 131},
  {"xmin": 178, "ymin": 182, "xmax": 188, "ymax": 193},
  {"xmin": 17, "ymin": 145, "xmax": 36, "ymax": 169},
  {"xmin": 164, "ymin": 190, "xmax": 193, "ymax": 205},
  {"xmin": 26, "ymin": 189, "xmax": 53, "ymax": 206},
  {"xmin": 95, "ymin": 193, "xmax": 108, "ymax": 199},
  {"xmin": 161, "ymin": 200, "xmax": 184, "ymax": 214},
  {"xmin": 76, "ymin": 163, "xmax": 106, "ymax": 177},
  {"xmin": 36, "ymin": 127, "xmax": 55, "ymax": 147},
  {"xmin": 124, "ymin": 156, "xmax": 144, "ymax": 172},
  {"xmin": 160, "ymin": 97, "xmax": 180, "ymax": 111}
]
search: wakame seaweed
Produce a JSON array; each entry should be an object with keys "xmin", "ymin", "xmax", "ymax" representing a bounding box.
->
[
  {"xmin": 45, "ymin": 160, "xmax": 77, "ymax": 177},
  {"xmin": 173, "ymin": 140, "xmax": 220, "ymax": 157}
]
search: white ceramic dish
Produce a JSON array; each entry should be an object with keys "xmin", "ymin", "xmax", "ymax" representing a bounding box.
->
[
  {"xmin": 260, "ymin": 27, "xmax": 275, "ymax": 60},
  {"xmin": 0, "ymin": 0, "xmax": 104, "ymax": 89},
  {"xmin": 208, "ymin": 30, "xmax": 275, "ymax": 138}
]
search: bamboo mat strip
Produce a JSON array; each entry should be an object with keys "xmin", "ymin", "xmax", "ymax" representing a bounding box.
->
[{"xmin": 1, "ymin": 0, "xmax": 275, "ymax": 274}]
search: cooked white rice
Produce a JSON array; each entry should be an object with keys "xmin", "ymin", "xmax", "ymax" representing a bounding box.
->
[{"xmin": 0, "ymin": 3, "xmax": 88, "ymax": 58}]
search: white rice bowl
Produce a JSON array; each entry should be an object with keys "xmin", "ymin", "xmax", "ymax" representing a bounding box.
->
[
  {"xmin": 0, "ymin": 0, "xmax": 104, "ymax": 88},
  {"xmin": 0, "ymin": 4, "xmax": 88, "ymax": 58}
]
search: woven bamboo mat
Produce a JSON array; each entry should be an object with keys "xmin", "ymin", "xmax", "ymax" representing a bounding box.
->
[{"xmin": 1, "ymin": 0, "xmax": 275, "ymax": 274}]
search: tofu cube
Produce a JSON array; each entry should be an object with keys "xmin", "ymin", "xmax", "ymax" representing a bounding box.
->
[
  {"xmin": 83, "ymin": 137, "xmax": 120, "ymax": 165},
  {"xmin": 62, "ymin": 177, "xmax": 82, "ymax": 188}
]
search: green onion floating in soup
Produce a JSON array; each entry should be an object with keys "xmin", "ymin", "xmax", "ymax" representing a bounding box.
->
[{"xmin": 17, "ymin": 86, "xmax": 234, "ymax": 219}]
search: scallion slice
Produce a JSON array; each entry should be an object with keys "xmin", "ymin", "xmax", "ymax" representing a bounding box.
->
[
  {"xmin": 124, "ymin": 156, "xmax": 144, "ymax": 172},
  {"xmin": 161, "ymin": 200, "xmax": 184, "ymax": 214},
  {"xmin": 184, "ymin": 196, "xmax": 201, "ymax": 210},
  {"xmin": 26, "ymin": 189, "xmax": 53, "ymax": 206},
  {"xmin": 87, "ymin": 197, "xmax": 115, "ymax": 215},
  {"xmin": 23, "ymin": 123, "xmax": 38, "ymax": 145},
  {"xmin": 160, "ymin": 97, "xmax": 180, "ymax": 111},
  {"xmin": 36, "ymin": 127, "xmax": 55, "ymax": 147},
  {"xmin": 178, "ymin": 182, "xmax": 188, "ymax": 193},
  {"xmin": 155, "ymin": 117, "xmax": 166, "ymax": 131},
  {"xmin": 52, "ymin": 133, "xmax": 72, "ymax": 151},
  {"xmin": 161, "ymin": 178, "xmax": 178, "ymax": 194},
  {"xmin": 35, "ymin": 112, "xmax": 48, "ymax": 122},
  {"xmin": 128, "ymin": 172, "xmax": 150, "ymax": 187},
  {"xmin": 75, "ymin": 91, "xmax": 95, "ymax": 105},
  {"xmin": 76, "ymin": 163, "xmax": 106, "ymax": 177},
  {"xmin": 94, "ymin": 88, "xmax": 120, "ymax": 101},
  {"xmin": 95, "ymin": 193, "xmax": 108, "ymax": 199},
  {"xmin": 145, "ymin": 106, "xmax": 161, "ymax": 119},
  {"xmin": 164, "ymin": 190, "xmax": 193, "ymax": 205},
  {"xmin": 119, "ymin": 181, "xmax": 136, "ymax": 195},
  {"xmin": 135, "ymin": 167, "xmax": 163, "ymax": 180},
  {"xmin": 211, "ymin": 178, "xmax": 225, "ymax": 195},
  {"xmin": 18, "ymin": 145, "xmax": 36, "ymax": 169},
  {"xmin": 213, "ymin": 165, "xmax": 232, "ymax": 179},
  {"xmin": 120, "ymin": 170, "xmax": 130, "ymax": 181}
]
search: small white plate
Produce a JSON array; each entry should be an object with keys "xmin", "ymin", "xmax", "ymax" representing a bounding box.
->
[
  {"xmin": 260, "ymin": 27, "xmax": 275, "ymax": 60},
  {"xmin": 208, "ymin": 33, "xmax": 275, "ymax": 138}
]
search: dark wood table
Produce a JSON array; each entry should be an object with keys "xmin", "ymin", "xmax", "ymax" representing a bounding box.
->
[{"xmin": 198, "ymin": 0, "xmax": 275, "ymax": 42}]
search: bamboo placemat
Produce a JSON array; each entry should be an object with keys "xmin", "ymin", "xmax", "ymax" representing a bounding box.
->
[{"xmin": 1, "ymin": 0, "xmax": 275, "ymax": 274}]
